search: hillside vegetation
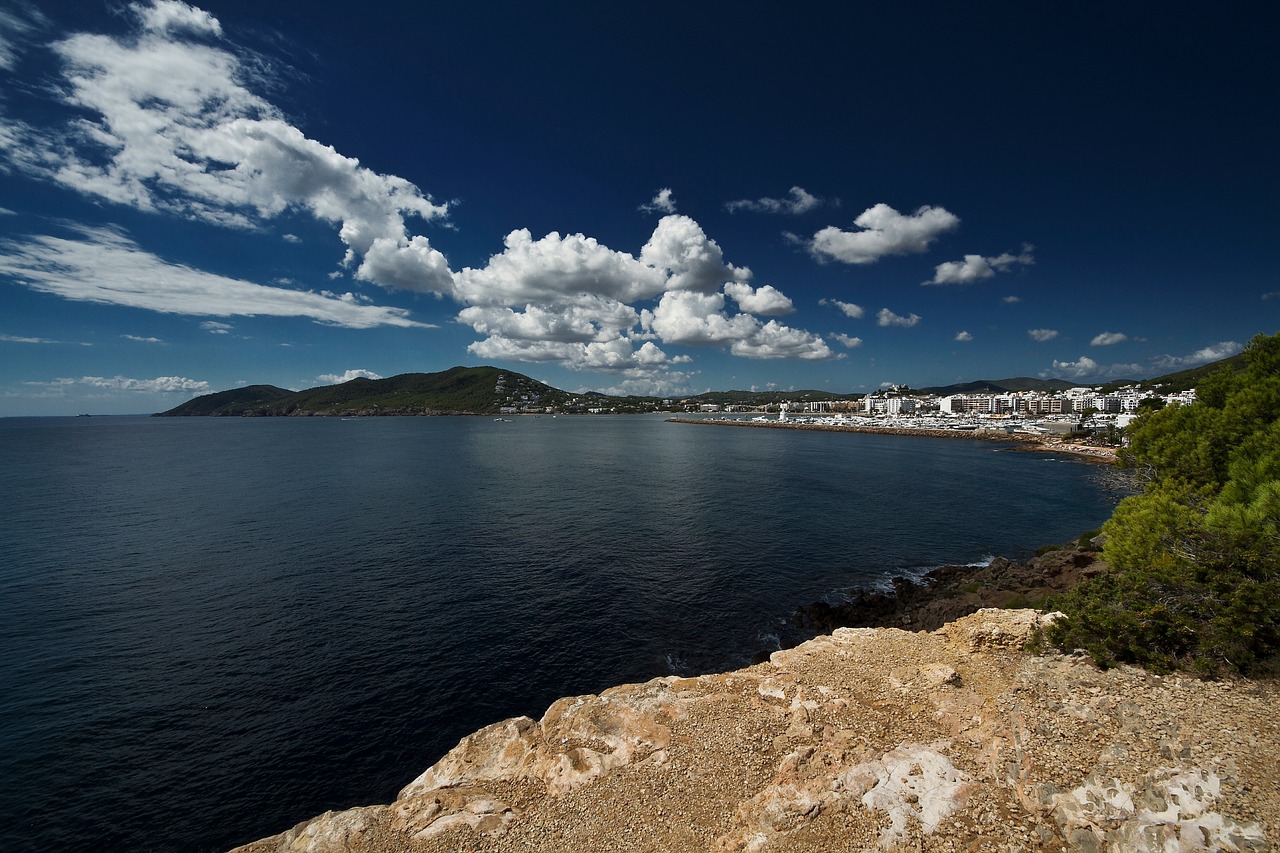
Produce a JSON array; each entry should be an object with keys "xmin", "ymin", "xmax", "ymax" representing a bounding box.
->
[
  {"xmin": 156, "ymin": 367, "xmax": 569, "ymax": 416},
  {"xmin": 1047, "ymin": 332, "xmax": 1280, "ymax": 675}
]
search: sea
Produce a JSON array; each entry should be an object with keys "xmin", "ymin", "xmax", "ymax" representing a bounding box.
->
[{"xmin": 0, "ymin": 414, "xmax": 1127, "ymax": 852}]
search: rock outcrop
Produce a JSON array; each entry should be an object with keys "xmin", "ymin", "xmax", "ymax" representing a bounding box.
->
[{"xmin": 231, "ymin": 610, "xmax": 1279, "ymax": 852}]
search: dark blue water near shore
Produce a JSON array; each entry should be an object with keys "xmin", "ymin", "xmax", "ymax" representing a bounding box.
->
[{"xmin": 0, "ymin": 415, "xmax": 1124, "ymax": 851}]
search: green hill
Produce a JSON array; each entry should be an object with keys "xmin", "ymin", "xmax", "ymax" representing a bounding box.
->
[
  {"xmin": 156, "ymin": 367, "xmax": 570, "ymax": 416},
  {"xmin": 920, "ymin": 377, "xmax": 1076, "ymax": 395},
  {"xmin": 157, "ymin": 384, "xmax": 295, "ymax": 416}
]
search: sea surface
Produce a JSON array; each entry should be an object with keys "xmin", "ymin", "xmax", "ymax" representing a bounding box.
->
[{"xmin": 0, "ymin": 414, "xmax": 1126, "ymax": 852}]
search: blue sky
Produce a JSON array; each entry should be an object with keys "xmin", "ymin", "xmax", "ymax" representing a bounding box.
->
[{"xmin": 1, "ymin": 1, "xmax": 1276, "ymax": 415}]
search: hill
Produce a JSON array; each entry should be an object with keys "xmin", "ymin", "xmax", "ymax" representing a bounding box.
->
[
  {"xmin": 157, "ymin": 384, "xmax": 295, "ymax": 416},
  {"xmin": 919, "ymin": 376, "xmax": 1075, "ymax": 395},
  {"xmin": 156, "ymin": 367, "xmax": 570, "ymax": 417}
]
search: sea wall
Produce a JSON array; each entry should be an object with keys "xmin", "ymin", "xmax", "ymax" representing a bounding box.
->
[{"xmin": 230, "ymin": 608, "xmax": 1278, "ymax": 852}]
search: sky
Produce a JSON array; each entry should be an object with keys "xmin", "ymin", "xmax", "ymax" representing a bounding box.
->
[{"xmin": 0, "ymin": 1, "xmax": 1276, "ymax": 415}]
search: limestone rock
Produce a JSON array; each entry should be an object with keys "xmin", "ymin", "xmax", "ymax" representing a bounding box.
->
[{"xmin": 230, "ymin": 610, "xmax": 1279, "ymax": 853}]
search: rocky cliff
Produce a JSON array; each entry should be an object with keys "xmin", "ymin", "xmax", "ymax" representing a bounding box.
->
[{"xmin": 231, "ymin": 609, "xmax": 1278, "ymax": 852}]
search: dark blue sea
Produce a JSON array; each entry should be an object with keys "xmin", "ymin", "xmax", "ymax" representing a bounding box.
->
[{"xmin": 0, "ymin": 415, "xmax": 1125, "ymax": 851}]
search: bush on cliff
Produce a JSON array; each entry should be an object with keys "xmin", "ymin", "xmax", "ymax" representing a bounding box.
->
[{"xmin": 1046, "ymin": 332, "xmax": 1280, "ymax": 676}]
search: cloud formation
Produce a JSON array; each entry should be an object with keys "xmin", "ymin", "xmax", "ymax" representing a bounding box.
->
[
  {"xmin": 1152, "ymin": 341, "xmax": 1243, "ymax": 370},
  {"xmin": 955, "ymin": 330, "xmax": 973, "ymax": 342},
  {"xmin": 0, "ymin": 1, "xmax": 452, "ymax": 294},
  {"xmin": 60, "ymin": 374, "xmax": 210, "ymax": 393},
  {"xmin": 820, "ymin": 298, "xmax": 865, "ymax": 319},
  {"xmin": 725, "ymin": 186, "xmax": 822, "ymax": 215},
  {"xmin": 833, "ymin": 334, "xmax": 863, "ymax": 348},
  {"xmin": 0, "ymin": 3, "xmax": 850, "ymax": 390},
  {"xmin": 640, "ymin": 188, "xmax": 677, "ymax": 214},
  {"xmin": 0, "ymin": 226, "xmax": 430, "ymax": 329},
  {"xmin": 317, "ymin": 368, "xmax": 382, "ymax": 384},
  {"xmin": 1091, "ymin": 331, "xmax": 1127, "ymax": 346},
  {"xmin": 810, "ymin": 204, "xmax": 959, "ymax": 264},
  {"xmin": 924, "ymin": 244, "xmax": 1034, "ymax": 285},
  {"xmin": 877, "ymin": 308, "xmax": 921, "ymax": 328},
  {"xmin": 1028, "ymin": 328, "xmax": 1059, "ymax": 342}
]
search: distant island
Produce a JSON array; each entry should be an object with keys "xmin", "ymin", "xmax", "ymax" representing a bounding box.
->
[{"xmin": 156, "ymin": 356, "xmax": 1240, "ymax": 418}]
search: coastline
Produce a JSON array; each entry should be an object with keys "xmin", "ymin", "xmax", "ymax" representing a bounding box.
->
[{"xmin": 666, "ymin": 416, "xmax": 1118, "ymax": 463}]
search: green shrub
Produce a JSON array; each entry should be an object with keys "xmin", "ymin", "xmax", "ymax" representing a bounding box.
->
[{"xmin": 1047, "ymin": 332, "xmax": 1280, "ymax": 677}]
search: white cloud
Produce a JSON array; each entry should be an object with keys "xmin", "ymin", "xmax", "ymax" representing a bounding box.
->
[
  {"xmin": 1, "ymin": 333, "xmax": 59, "ymax": 343},
  {"xmin": 453, "ymin": 214, "xmax": 826, "ymax": 373},
  {"xmin": 282, "ymin": 233, "xmax": 301, "ymax": 243},
  {"xmin": 730, "ymin": 320, "xmax": 835, "ymax": 360},
  {"xmin": 1262, "ymin": 291, "xmax": 1280, "ymax": 301},
  {"xmin": 1028, "ymin": 328, "xmax": 1059, "ymax": 342},
  {"xmin": 819, "ymin": 298, "xmax": 864, "ymax": 319},
  {"xmin": 1090, "ymin": 331, "xmax": 1127, "ymax": 346},
  {"xmin": 1051, "ymin": 356, "xmax": 1099, "ymax": 378},
  {"xmin": 924, "ymin": 244, "xmax": 1034, "ymax": 285},
  {"xmin": 1049, "ymin": 356, "xmax": 1144, "ymax": 381},
  {"xmin": 723, "ymin": 281, "xmax": 794, "ymax": 316},
  {"xmin": 73, "ymin": 374, "xmax": 210, "ymax": 393},
  {"xmin": 0, "ymin": 6, "xmax": 44, "ymax": 70},
  {"xmin": 725, "ymin": 186, "xmax": 822, "ymax": 215},
  {"xmin": 833, "ymin": 333, "xmax": 863, "ymax": 348},
  {"xmin": 810, "ymin": 204, "xmax": 959, "ymax": 264},
  {"xmin": 640, "ymin": 188, "xmax": 677, "ymax": 214},
  {"xmin": 640, "ymin": 291, "xmax": 831, "ymax": 360},
  {"xmin": 0, "ymin": 2, "xmax": 451, "ymax": 293},
  {"xmin": 122, "ymin": 334, "xmax": 164, "ymax": 343},
  {"xmin": 877, "ymin": 308, "xmax": 921, "ymax": 328},
  {"xmin": 133, "ymin": 0, "xmax": 222, "ymax": 36},
  {"xmin": 955, "ymin": 330, "xmax": 973, "ymax": 342},
  {"xmin": 0, "ymin": 226, "xmax": 430, "ymax": 329},
  {"xmin": 453, "ymin": 227, "xmax": 665, "ymax": 306},
  {"xmin": 201, "ymin": 321, "xmax": 232, "ymax": 334},
  {"xmin": 317, "ymin": 368, "xmax": 381, "ymax": 384},
  {"xmin": 1151, "ymin": 341, "xmax": 1243, "ymax": 370},
  {"xmin": 1002, "ymin": 295, "xmax": 1021, "ymax": 303}
]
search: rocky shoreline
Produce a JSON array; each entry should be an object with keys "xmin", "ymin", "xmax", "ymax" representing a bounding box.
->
[
  {"xmin": 231, "ymin": 603, "xmax": 1279, "ymax": 852},
  {"xmin": 790, "ymin": 540, "xmax": 1107, "ymax": 639}
]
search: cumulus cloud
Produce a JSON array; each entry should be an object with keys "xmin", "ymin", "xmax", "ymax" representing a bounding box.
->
[
  {"xmin": 640, "ymin": 291, "xmax": 831, "ymax": 360},
  {"xmin": 0, "ymin": 226, "xmax": 430, "ymax": 329},
  {"xmin": 1151, "ymin": 341, "xmax": 1243, "ymax": 370},
  {"xmin": 640, "ymin": 188, "xmax": 677, "ymax": 214},
  {"xmin": 201, "ymin": 321, "xmax": 232, "ymax": 334},
  {"xmin": 0, "ymin": 2, "xmax": 451, "ymax": 293},
  {"xmin": 809, "ymin": 204, "xmax": 959, "ymax": 264},
  {"xmin": 723, "ymin": 281, "xmax": 794, "ymax": 315},
  {"xmin": 877, "ymin": 308, "xmax": 921, "ymax": 328},
  {"xmin": 955, "ymin": 330, "xmax": 973, "ymax": 342},
  {"xmin": 68, "ymin": 374, "xmax": 210, "ymax": 393},
  {"xmin": 0, "ymin": 4, "xmax": 840, "ymax": 385},
  {"xmin": 1048, "ymin": 356, "xmax": 1144, "ymax": 381},
  {"xmin": 1050, "ymin": 356, "xmax": 1099, "ymax": 379},
  {"xmin": 833, "ymin": 333, "xmax": 863, "ymax": 348},
  {"xmin": 1091, "ymin": 331, "xmax": 1127, "ymax": 346},
  {"xmin": 819, "ymin": 298, "xmax": 865, "ymax": 319},
  {"xmin": 924, "ymin": 244, "xmax": 1034, "ymax": 285},
  {"xmin": 725, "ymin": 186, "xmax": 822, "ymax": 215},
  {"xmin": 317, "ymin": 368, "xmax": 381, "ymax": 384},
  {"xmin": 1028, "ymin": 328, "xmax": 1059, "ymax": 342}
]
